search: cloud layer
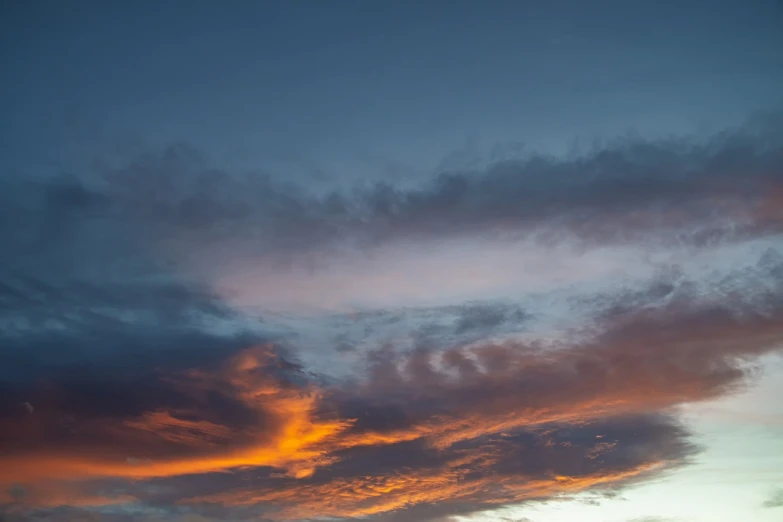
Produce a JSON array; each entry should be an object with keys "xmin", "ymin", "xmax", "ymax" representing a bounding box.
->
[{"xmin": 2, "ymin": 114, "xmax": 783, "ymax": 521}]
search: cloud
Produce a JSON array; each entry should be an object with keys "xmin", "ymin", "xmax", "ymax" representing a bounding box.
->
[
  {"xmin": 0, "ymin": 344, "xmax": 348, "ymax": 484},
  {"xmin": 453, "ymin": 302, "xmax": 529, "ymax": 334},
  {"xmin": 6, "ymin": 114, "xmax": 780, "ymax": 278},
  {"xmin": 762, "ymin": 488, "xmax": 783, "ymax": 508},
  {"xmin": 337, "ymin": 292, "xmax": 783, "ymax": 450},
  {"xmin": 628, "ymin": 516, "xmax": 676, "ymax": 522},
  {"xmin": 4, "ymin": 114, "xmax": 783, "ymax": 315},
  {"xmin": 87, "ymin": 113, "xmax": 783, "ymax": 258},
  {"xmin": 185, "ymin": 413, "xmax": 693, "ymax": 521},
  {"xmin": 2, "ymin": 256, "xmax": 782, "ymax": 521},
  {"xmin": 2, "ymin": 115, "xmax": 783, "ymax": 521}
]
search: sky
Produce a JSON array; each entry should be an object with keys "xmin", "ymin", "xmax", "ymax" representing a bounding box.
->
[{"xmin": 1, "ymin": 1, "xmax": 782, "ymax": 521}]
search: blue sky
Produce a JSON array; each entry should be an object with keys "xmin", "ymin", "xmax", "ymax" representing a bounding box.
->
[
  {"xmin": 1, "ymin": 1, "xmax": 782, "ymax": 521},
  {"xmin": 3, "ymin": 1, "xmax": 782, "ymax": 176}
]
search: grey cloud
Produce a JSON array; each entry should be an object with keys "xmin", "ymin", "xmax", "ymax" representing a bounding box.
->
[
  {"xmin": 0, "ymin": 266, "xmax": 307, "ymax": 459},
  {"xmin": 762, "ymin": 488, "xmax": 783, "ymax": 508},
  {"xmin": 0, "ymin": 504, "xmax": 270, "ymax": 522},
  {"xmin": 10, "ymin": 113, "xmax": 778, "ymax": 274},
  {"xmin": 0, "ymin": 269, "xmax": 264, "ymax": 386},
  {"xmin": 2, "ymin": 114, "xmax": 783, "ymax": 521},
  {"xmin": 346, "ymin": 259, "xmax": 783, "ymax": 438},
  {"xmin": 3, "ymin": 264, "xmax": 782, "ymax": 521},
  {"xmin": 0, "ymin": 271, "xmax": 231, "ymax": 330},
  {"xmin": 313, "ymin": 301, "xmax": 530, "ymax": 358},
  {"xmin": 0, "ymin": 172, "xmax": 276, "ymax": 383},
  {"xmin": 575, "ymin": 246, "xmax": 783, "ymax": 326},
  {"xmin": 454, "ymin": 302, "xmax": 529, "ymax": 334},
  {"xmin": 364, "ymin": 114, "xmax": 782, "ymax": 246}
]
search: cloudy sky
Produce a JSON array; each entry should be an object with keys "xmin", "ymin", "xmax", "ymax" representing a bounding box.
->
[{"xmin": 1, "ymin": 1, "xmax": 782, "ymax": 521}]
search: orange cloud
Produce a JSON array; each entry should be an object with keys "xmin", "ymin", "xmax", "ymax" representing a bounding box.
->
[
  {"xmin": 0, "ymin": 346, "xmax": 351, "ymax": 485},
  {"xmin": 2, "ymin": 300, "xmax": 782, "ymax": 520}
]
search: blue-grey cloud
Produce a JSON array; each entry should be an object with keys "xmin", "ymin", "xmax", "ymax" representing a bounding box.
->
[
  {"xmin": 2, "ymin": 116, "xmax": 783, "ymax": 521},
  {"xmin": 86, "ymin": 113, "xmax": 783, "ymax": 258}
]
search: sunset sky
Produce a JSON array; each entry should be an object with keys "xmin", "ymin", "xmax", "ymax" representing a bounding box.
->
[{"xmin": 1, "ymin": 1, "xmax": 783, "ymax": 522}]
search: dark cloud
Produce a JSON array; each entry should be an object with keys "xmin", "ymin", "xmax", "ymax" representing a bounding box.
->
[
  {"xmin": 350, "ymin": 305, "xmax": 783, "ymax": 434},
  {"xmin": 164, "ymin": 413, "xmax": 695, "ymax": 522},
  {"xmin": 66, "ymin": 112, "xmax": 783, "ymax": 263},
  {"xmin": 0, "ymin": 504, "xmax": 268, "ymax": 522},
  {"xmin": 2, "ymin": 116, "xmax": 783, "ymax": 521},
  {"xmin": 0, "ymin": 180, "xmax": 303, "ymax": 482},
  {"xmin": 2, "ymin": 261, "xmax": 782, "ymax": 520},
  {"xmin": 454, "ymin": 302, "xmax": 529, "ymax": 334},
  {"xmin": 4, "ymin": 115, "xmax": 779, "ymax": 277},
  {"xmin": 317, "ymin": 302, "xmax": 531, "ymax": 359},
  {"xmin": 0, "ymin": 171, "xmax": 249, "ymax": 379},
  {"xmin": 140, "ymin": 263, "xmax": 783, "ymax": 520}
]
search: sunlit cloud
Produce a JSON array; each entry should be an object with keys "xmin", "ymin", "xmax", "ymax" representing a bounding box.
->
[{"xmin": 2, "ymin": 114, "xmax": 783, "ymax": 521}]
